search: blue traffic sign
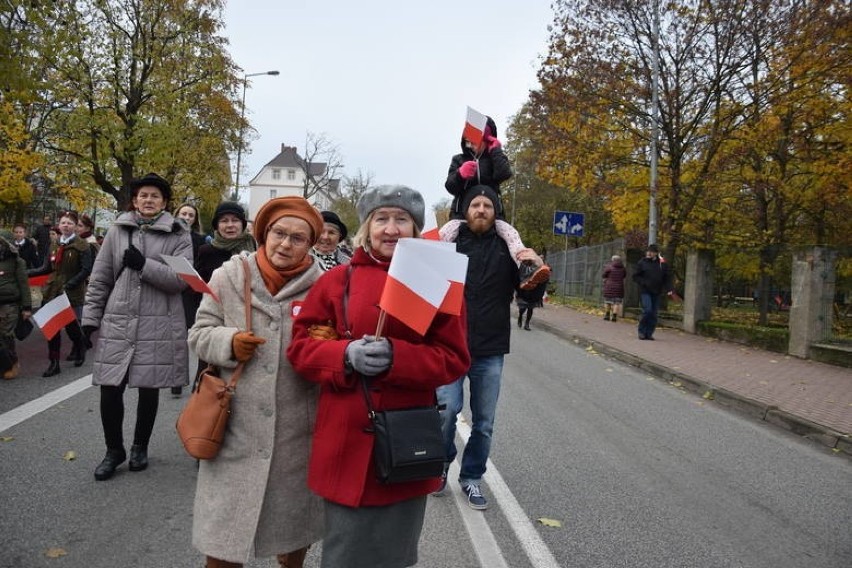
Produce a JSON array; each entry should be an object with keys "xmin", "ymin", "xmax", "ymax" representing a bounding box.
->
[{"xmin": 553, "ymin": 211, "xmax": 584, "ymax": 237}]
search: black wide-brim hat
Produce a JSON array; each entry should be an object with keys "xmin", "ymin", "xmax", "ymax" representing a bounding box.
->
[
  {"xmin": 321, "ymin": 211, "xmax": 348, "ymax": 240},
  {"xmin": 129, "ymin": 173, "xmax": 172, "ymax": 201}
]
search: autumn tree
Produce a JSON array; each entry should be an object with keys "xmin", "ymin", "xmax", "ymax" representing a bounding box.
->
[
  {"xmin": 330, "ymin": 169, "xmax": 374, "ymax": 238},
  {"xmin": 297, "ymin": 131, "xmax": 345, "ymax": 204},
  {"xmin": 23, "ymin": 0, "xmax": 241, "ymax": 211}
]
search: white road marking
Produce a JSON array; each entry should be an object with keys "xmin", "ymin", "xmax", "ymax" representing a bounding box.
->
[
  {"xmin": 454, "ymin": 419, "xmax": 561, "ymax": 568},
  {"xmin": 0, "ymin": 375, "xmax": 92, "ymax": 433}
]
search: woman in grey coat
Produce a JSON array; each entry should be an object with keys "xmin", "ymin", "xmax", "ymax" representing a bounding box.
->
[
  {"xmin": 82, "ymin": 173, "xmax": 192, "ymax": 481},
  {"xmin": 189, "ymin": 197, "xmax": 325, "ymax": 568}
]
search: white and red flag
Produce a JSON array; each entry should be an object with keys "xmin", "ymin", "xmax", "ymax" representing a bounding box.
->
[
  {"xmin": 160, "ymin": 255, "xmax": 219, "ymax": 302},
  {"xmin": 402, "ymin": 239, "xmax": 468, "ymax": 316},
  {"xmin": 32, "ymin": 292, "xmax": 77, "ymax": 340},
  {"xmin": 378, "ymin": 239, "xmax": 451, "ymax": 336},
  {"xmin": 463, "ymin": 106, "xmax": 487, "ymax": 148}
]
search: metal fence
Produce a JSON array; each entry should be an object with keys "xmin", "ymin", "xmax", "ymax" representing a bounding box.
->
[{"xmin": 546, "ymin": 239, "xmax": 625, "ymax": 301}]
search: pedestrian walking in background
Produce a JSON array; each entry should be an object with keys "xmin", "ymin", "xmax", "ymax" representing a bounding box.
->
[
  {"xmin": 172, "ymin": 202, "xmax": 208, "ymax": 397},
  {"xmin": 516, "ymin": 279, "xmax": 547, "ymax": 331},
  {"xmin": 190, "ymin": 197, "xmax": 326, "ymax": 568},
  {"xmin": 441, "ymin": 116, "xmax": 550, "ymax": 290},
  {"xmin": 12, "ymin": 224, "xmax": 39, "ymax": 269},
  {"xmin": 288, "ymin": 185, "xmax": 470, "ymax": 568},
  {"xmin": 602, "ymin": 254, "xmax": 626, "ymax": 322},
  {"xmin": 0, "ymin": 234, "xmax": 32, "ymax": 380},
  {"xmin": 632, "ymin": 244, "xmax": 672, "ymax": 340},
  {"xmin": 311, "ymin": 210, "xmax": 351, "ymax": 271},
  {"xmin": 436, "ymin": 185, "xmax": 547, "ymax": 510},
  {"xmin": 82, "ymin": 173, "xmax": 192, "ymax": 481},
  {"xmin": 32, "ymin": 214, "xmax": 52, "ymax": 269},
  {"xmin": 28, "ymin": 211, "xmax": 93, "ymax": 376}
]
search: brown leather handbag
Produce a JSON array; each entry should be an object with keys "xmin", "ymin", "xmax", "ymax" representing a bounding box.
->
[{"xmin": 176, "ymin": 257, "xmax": 252, "ymax": 460}]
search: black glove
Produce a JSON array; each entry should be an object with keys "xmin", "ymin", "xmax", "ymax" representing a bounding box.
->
[
  {"xmin": 82, "ymin": 325, "xmax": 97, "ymax": 339},
  {"xmin": 123, "ymin": 245, "xmax": 146, "ymax": 271}
]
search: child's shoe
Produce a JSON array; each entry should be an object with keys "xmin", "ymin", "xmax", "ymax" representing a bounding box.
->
[{"xmin": 519, "ymin": 263, "xmax": 551, "ymax": 291}]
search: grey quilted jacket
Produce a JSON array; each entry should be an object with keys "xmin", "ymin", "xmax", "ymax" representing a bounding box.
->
[{"xmin": 82, "ymin": 211, "xmax": 192, "ymax": 388}]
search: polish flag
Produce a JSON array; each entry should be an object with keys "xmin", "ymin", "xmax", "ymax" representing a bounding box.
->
[
  {"xmin": 32, "ymin": 292, "xmax": 77, "ymax": 340},
  {"xmin": 421, "ymin": 208, "xmax": 440, "ymax": 241},
  {"xmin": 463, "ymin": 106, "xmax": 487, "ymax": 148},
  {"xmin": 161, "ymin": 255, "xmax": 220, "ymax": 302},
  {"xmin": 401, "ymin": 239, "xmax": 468, "ymax": 316},
  {"xmin": 379, "ymin": 239, "xmax": 451, "ymax": 336}
]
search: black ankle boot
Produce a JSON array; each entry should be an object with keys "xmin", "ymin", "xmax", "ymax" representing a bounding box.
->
[
  {"xmin": 94, "ymin": 448, "xmax": 127, "ymax": 481},
  {"xmin": 66, "ymin": 344, "xmax": 79, "ymax": 361},
  {"xmin": 129, "ymin": 445, "xmax": 148, "ymax": 472},
  {"xmin": 42, "ymin": 359, "xmax": 60, "ymax": 377},
  {"xmin": 73, "ymin": 340, "xmax": 86, "ymax": 367}
]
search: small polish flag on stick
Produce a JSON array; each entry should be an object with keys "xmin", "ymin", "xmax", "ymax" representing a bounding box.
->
[
  {"xmin": 378, "ymin": 239, "xmax": 451, "ymax": 337},
  {"xmin": 401, "ymin": 239, "xmax": 468, "ymax": 316},
  {"xmin": 161, "ymin": 255, "xmax": 219, "ymax": 302},
  {"xmin": 32, "ymin": 292, "xmax": 77, "ymax": 340},
  {"xmin": 463, "ymin": 106, "xmax": 488, "ymax": 148}
]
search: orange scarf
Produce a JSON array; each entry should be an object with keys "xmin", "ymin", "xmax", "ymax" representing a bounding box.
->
[{"xmin": 256, "ymin": 248, "xmax": 313, "ymax": 295}]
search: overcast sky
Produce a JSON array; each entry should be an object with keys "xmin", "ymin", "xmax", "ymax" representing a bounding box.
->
[{"xmin": 222, "ymin": 0, "xmax": 554, "ymax": 211}]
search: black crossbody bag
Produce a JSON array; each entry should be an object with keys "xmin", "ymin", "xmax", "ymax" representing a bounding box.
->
[{"xmin": 343, "ymin": 267, "xmax": 447, "ymax": 484}]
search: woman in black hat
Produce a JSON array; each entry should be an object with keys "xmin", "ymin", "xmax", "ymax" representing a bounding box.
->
[
  {"xmin": 311, "ymin": 211, "xmax": 351, "ymax": 271},
  {"xmin": 195, "ymin": 201, "xmax": 256, "ymax": 283}
]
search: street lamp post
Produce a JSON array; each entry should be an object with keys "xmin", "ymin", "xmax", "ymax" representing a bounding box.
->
[{"xmin": 234, "ymin": 70, "xmax": 279, "ymax": 200}]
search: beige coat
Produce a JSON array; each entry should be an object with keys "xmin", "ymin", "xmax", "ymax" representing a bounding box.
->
[{"xmin": 188, "ymin": 254, "xmax": 324, "ymax": 563}]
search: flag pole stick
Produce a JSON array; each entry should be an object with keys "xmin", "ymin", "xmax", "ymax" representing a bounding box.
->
[{"xmin": 374, "ymin": 310, "xmax": 386, "ymax": 340}]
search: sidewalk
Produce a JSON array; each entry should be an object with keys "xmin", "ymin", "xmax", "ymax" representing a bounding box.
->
[{"xmin": 529, "ymin": 303, "xmax": 852, "ymax": 456}]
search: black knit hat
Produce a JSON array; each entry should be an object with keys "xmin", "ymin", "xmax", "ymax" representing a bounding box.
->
[
  {"xmin": 129, "ymin": 173, "xmax": 172, "ymax": 201},
  {"xmin": 461, "ymin": 185, "xmax": 500, "ymax": 215},
  {"xmin": 212, "ymin": 201, "xmax": 247, "ymax": 231},
  {"xmin": 321, "ymin": 211, "xmax": 348, "ymax": 240}
]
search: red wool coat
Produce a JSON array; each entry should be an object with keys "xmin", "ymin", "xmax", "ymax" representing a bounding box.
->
[{"xmin": 287, "ymin": 248, "xmax": 470, "ymax": 507}]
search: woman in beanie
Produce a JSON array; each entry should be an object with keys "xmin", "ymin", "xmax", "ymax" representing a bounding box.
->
[
  {"xmin": 195, "ymin": 201, "xmax": 256, "ymax": 284},
  {"xmin": 287, "ymin": 185, "xmax": 470, "ymax": 568},
  {"xmin": 311, "ymin": 210, "xmax": 351, "ymax": 271},
  {"xmin": 82, "ymin": 173, "xmax": 192, "ymax": 481},
  {"xmin": 189, "ymin": 196, "xmax": 325, "ymax": 568}
]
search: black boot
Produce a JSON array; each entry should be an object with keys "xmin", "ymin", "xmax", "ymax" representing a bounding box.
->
[
  {"xmin": 42, "ymin": 359, "xmax": 60, "ymax": 377},
  {"xmin": 66, "ymin": 344, "xmax": 79, "ymax": 361},
  {"xmin": 129, "ymin": 444, "xmax": 148, "ymax": 472},
  {"xmin": 73, "ymin": 339, "xmax": 86, "ymax": 367},
  {"xmin": 94, "ymin": 448, "xmax": 127, "ymax": 481},
  {"xmin": 517, "ymin": 314, "xmax": 522, "ymax": 328}
]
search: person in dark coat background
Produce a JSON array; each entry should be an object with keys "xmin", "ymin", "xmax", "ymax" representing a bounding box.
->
[
  {"xmin": 0, "ymin": 234, "xmax": 32, "ymax": 380},
  {"xmin": 12, "ymin": 224, "xmax": 39, "ymax": 269},
  {"xmin": 516, "ymin": 281, "xmax": 547, "ymax": 331},
  {"xmin": 632, "ymin": 244, "xmax": 672, "ymax": 340},
  {"xmin": 602, "ymin": 254, "xmax": 627, "ymax": 322}
]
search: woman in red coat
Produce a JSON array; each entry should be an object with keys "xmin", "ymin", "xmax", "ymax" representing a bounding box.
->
[{"xmin": 287, "ymin": 185, "xmax": 470, "ymax": 568}]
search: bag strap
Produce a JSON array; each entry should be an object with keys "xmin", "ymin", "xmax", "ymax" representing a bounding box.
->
[
  {"xmin": 341, "ymin": 265, "xmax": 374, "ymax": 419},
  {"xmin": 225, "ymin": 257, "xmax": 253, "ymax": 390}
]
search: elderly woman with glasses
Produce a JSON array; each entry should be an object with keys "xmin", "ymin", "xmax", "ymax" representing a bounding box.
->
[{"xmin": 189, "ymin": 197, "xmax": 325, "ymax": 568}]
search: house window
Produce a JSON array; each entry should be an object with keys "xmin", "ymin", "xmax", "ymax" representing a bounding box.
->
[
  {"xmin": 269, "ymin": 189, "xmax": 277, "ymax": 199},
  {"xmin": 287, "ymin": 169, "xmax": 296, "ymax": 180},
  {"xmin": 272, "ymin": 169, "xmax": 281, "ymax": 180}
]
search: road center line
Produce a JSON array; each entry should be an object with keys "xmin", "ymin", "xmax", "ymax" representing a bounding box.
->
[
  {"xmin": 0, "ymin": 375, "xmax": 92, "ymax": 433},
  {"xmin": 455, "ymin": 420, "xmax": 561, "ymax": 568}
]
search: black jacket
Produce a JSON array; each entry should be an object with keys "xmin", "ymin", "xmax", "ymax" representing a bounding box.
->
[
  {"xmin": 456, "ymin": 224, "xmax": 519, "ymax": 357},
  {"xmin": 633, "ymin": 256, "xmax": 671, "ymax": 295},
  {"xmin": 14, "ymin": 238, "xmax": 39, "ymax": 269}
]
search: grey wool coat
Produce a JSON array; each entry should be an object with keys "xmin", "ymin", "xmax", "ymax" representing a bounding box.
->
[
  {"xmin": 82, "ymin": 211, "xmax": 192, "ymax": 388},
  {"xmin": 189, "ymin": 253, "xmax": 324, "ymax": 563}
]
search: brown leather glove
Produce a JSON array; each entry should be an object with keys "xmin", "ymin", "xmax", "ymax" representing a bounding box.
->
[{"xmin": 232, "ymin": 332, "xmax": 266, "ymax": 362}]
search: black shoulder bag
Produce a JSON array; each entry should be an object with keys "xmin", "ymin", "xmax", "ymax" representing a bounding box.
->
[{"xmin": 343, "ymin": 266, "xmax": 447, "ymax": 484}]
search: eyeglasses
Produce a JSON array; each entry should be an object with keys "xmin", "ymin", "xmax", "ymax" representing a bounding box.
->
[{"xmin": 267, "ymin": 228, "xmax": 310, "ymax": 248}]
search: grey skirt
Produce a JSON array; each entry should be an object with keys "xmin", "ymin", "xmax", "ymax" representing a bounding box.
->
[{"xmin": 321, "ymin": 496, "xmax": 428, "ymax": 568}]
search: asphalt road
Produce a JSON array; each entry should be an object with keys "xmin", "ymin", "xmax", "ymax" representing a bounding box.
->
[{"xmin": 1, "ymin": 325, "xmax": 850, "ymax": 567}]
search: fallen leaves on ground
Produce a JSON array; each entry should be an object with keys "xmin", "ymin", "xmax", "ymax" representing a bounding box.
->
[
  {"xmin": 703, "ymin": 390, "xmax": 715, "ymax": 400},
  {"xmin": 63, "ymin": 451, "xmax": 76, "ymax": 461},
  {"xmin": 537, "ymin": 517, "xmax": 562, "ymax": 528},
  {"xmin": 0, "ymin": 436, "xmax": 13, "ymax": 442},
  {"xmin": 45, "ymin": 548, "xmax": 67, "ymax": 559}
]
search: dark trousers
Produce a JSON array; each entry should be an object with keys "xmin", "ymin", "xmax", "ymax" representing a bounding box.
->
[
  {"xmin": 47, "ymin": 319, "xmax": 84, "ymax": 359},
  {"xmin": 100, "ymin": 379, "xmax": 160, "ymax": 450},
  {"xmin": 638, "ymin": 292, "xmax": 660, "ymax": 338},
  {"xmin": 518, "ymin": 306, "xmax": 534, "ymax": 328}
]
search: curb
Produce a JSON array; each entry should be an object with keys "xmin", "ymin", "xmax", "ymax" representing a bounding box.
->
[{"xmin": 536, "ymin": 319, "xmax": 852, "ymax": 458}]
